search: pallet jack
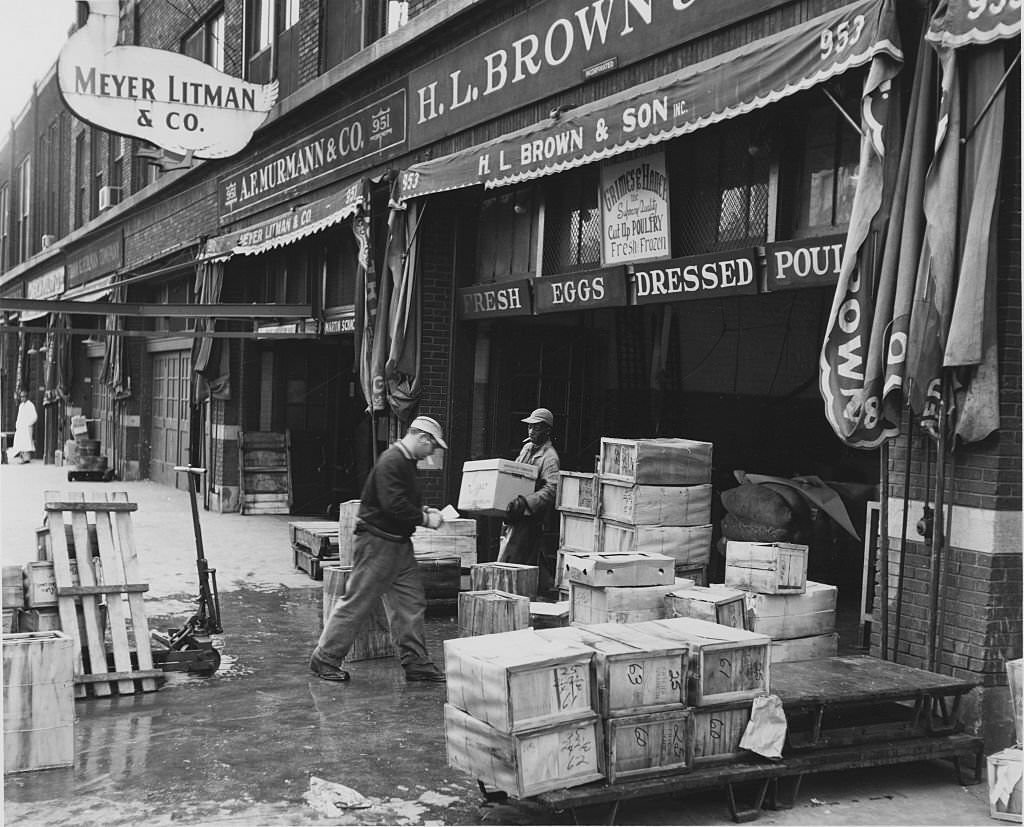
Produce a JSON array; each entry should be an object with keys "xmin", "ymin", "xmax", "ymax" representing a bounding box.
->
[{"xmin": 150, "ymin": 466, "xmax": 224, "ymax": 676}]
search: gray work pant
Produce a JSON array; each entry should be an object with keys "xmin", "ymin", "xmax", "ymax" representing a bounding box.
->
[{"xmin": 314, "ymin": 530, "xmax": 434, "ymax": 672}]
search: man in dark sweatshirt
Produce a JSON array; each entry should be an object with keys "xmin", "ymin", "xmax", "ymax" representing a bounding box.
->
[{"xmin": 310, "ymin": 416, "xmax": 448, "ymax": 683}]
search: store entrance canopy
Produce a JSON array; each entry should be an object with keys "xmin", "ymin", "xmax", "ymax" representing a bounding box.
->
[
  {"xmin": 203, "ymin": 178, "xmax": 367, "ymax": 262},
  {"xmin": 397, "ymin": 0, "xmax": 901, "ymax": 201}
]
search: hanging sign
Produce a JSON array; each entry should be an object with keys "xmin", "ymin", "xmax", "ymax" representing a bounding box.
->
[
  {"xmin": 764, "ymin": 234, "xmax": 845, "ymax": 292},
  {"xmin": 458, "ymin": 279, "xmax": 533, "ymax": 320},
  {"xmin": 323, "ymin": 309, "xmax": 356, "ymax": 335},
  {"xmin": 632, "ymin": 249, "xmax": 758, "ymax": 305},
  {"xmin": 58, "ymin": 4, "xmax": 277, "ymax": 159},
  {"xmin": 533, "ymin": 267, "xmax": 627, "ymax": 314},
  {"xmin": 600, "ymin": 153, "xmax": 670, "ymax": 265}
]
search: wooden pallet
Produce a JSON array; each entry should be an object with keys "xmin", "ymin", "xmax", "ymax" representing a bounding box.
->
[
  {"xmin": 44, "ymin": 492, "xmax": 162, "ymax": 697},
  {"xmin": 239, "ymin": 431, "xmax": 292, "ymax": 515}
]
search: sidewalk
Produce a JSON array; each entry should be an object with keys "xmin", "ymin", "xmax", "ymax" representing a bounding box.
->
[{"xmin": 1, "ymin": 462, "xmax": 996, "ymax": 826}]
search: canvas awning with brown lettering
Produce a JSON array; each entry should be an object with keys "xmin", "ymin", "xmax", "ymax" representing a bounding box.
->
[
  {"xmin": 397, "ymin": 0, "xmax": 900, "ymax": 202},
  {"xmin": 203, "ymin": 179, "xmax": 367, "ymax": 262}
]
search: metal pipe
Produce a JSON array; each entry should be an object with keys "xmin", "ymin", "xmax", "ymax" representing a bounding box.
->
[
  {"xmin": 893, "ymin": 414, "xmax": 915, "ymax": 660},
  {"xmin": 926, "ymin": 380, "xmax": 949, "ymax": 672},
  {"xmin": 878, "ymin": 440, "xmax": 890, "ymax": 660}
]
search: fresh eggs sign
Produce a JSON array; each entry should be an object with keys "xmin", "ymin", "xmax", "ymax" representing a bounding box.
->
[{"xmin": 58, "ymin": 2, "xmax": 277, "ymax": 159}]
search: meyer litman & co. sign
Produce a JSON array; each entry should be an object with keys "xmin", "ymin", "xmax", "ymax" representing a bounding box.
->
[{"xmin": 58, "ymin": 0, "xmax": 277, "ymax": 159}]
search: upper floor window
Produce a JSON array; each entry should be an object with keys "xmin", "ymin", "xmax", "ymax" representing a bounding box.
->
[
  {"xmin": 324, "ymin": 0, "xmax": 409, "ymax": 70},
  {"xmin": 183, "ymin": 9, "xmax": 225, "ymax": 72},
  {"xmin": 90, "ymin": 129, "xmax": 104, "ymax": 217},
  {"xmin": 0, "ymin": 184, "xmax": 9, "ymax": 270},
  {"xmin": 75, "ymin": 132, "xmax": 86, "ymax": 229},
  {"xmin": 17, "ymin": 157, "xmax": 32, "ymax": 262},
  {"xmin": 254, "ymin": 0, "xmax": 273, "ymax": 52},
  {"xmin": 282, "ymin": 0, "xmax": 300, "ymax": 30}
]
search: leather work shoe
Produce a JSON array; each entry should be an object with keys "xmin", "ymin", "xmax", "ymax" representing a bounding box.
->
[
  {"xmin": 310, "ymin": 654, "xmax": 350, "ymax": 682},
  {"xmin": 405, "ymin": 669, "xmax": 446, "ymax": 683}
]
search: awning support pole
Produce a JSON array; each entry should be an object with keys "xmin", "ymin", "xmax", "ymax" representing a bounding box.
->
[{"xmin": 821, "ymin": 86, "xmax": 864, "ymax": 137}]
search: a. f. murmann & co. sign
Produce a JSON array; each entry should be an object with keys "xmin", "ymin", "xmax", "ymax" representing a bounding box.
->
[
  {"xmin": 407, "ymin": 0, "xmax": 788, "ymax": 148},
  {"xmin": 218, "ymin": 87, "xmax": 408, "ymax": 222}
]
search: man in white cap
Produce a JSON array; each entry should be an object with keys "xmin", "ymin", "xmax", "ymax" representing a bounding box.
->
[
  {"xmin": 498, "ymin": 407, "xmax": 560, "ymax": 589},
  {"xmin": 310, "ymin": 415, "xmax": 449, "ymax": 683}
]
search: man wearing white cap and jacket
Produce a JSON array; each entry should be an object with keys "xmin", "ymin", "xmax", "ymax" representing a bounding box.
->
[
  {"xmin": 310, "ymin": 416, "xmax": 449, "ymax": 683},
  {"xmin": 499, "ymin": 407, "xmax": 560, "ymax": 589}
]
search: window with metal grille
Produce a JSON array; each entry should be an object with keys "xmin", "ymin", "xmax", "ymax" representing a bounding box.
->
[
  {"xmin": 667, "ymin": 121, "xmax": 770, "ymax": 256},
  {"xmin": 542, "ymin": 166, "xmax": 602, "ymax": 273}
]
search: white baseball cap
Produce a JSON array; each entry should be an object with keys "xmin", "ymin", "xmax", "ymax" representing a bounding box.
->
[{"xmin": 410, "ymin": 415, "xmax": 448, "ymax": 449}]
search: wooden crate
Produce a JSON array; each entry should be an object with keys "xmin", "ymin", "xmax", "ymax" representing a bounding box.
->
[
  {"xmin": 538, "ymin": 624, "xmax": 687, "ymax": 717},
  {"xmin": 412, "ymin": 518, "xmax": 478, "ymax": 568},
  {"xmin": 569, "ymin": 578, "xmax": 694, "ymax": 625},
  {"xmin": 459, "ymin": 589, "xmax": 530, "ymax": 636},
  {"xmin": 691, "ymin": 701, "xmax": 753, "ymax": 766},
  {"xmin": 599, "ymin": 482, "xmax": 712, "ymax": 526},
  {"xmin": 458, "ymin": 459, "xmax": 538, "ymax": 517},
  {"xmin": 444, "ymin": 703, "xmax": 603, "ymax": 798},
  {"xmin": 293, "ymin": 546, "xmax": 336, "ymax": 581},
  {"xmin": 337, "ymin": 500, "xmax": 360, "ymax": 567},
  {"xmin": 289, "ymin": 521, "xmax": 339, "ymax": 558},
  {"xmin": 529, "ymin": 601, "xmax": 570, "ymax": 629},
  {"xmin": 560, "ymin": 513, "xmax": 598, "ymax": 553},
  {"xmin": 745, "ymin": 581, "xmax": 837, "ymax": 639},
  {"xmin": 771, "ymin": 632, "xmax": 839, "ymax": 663},
  {"xmin": 1008, "ymin": 658, "xmax": 1022, "ymax": 748},
  {"xmin": 631, "ymin": 617, "xmax": 771, "ymax": 706},
  {"xmin": 562, "ymin": 551, "xmax": 675, "ymax": 588},
  {"xmin": 599, "ymin": 438, "xmax": 712, "ymax": 485},
  {"xmin": 675, "ymin": 563, "xmax": 707, "ymax": 586},
  {"xmin": 3, "ymin": 631, "xmax": 75, "ymax": 773},
  {"xmin": 444, "ymin": 628, "xmax": 596, "ymax": 732},
  {"xmin": 470, "ymin": 562, "xmax": 539, "ymax": 598},
  {"xmin": 605, "ymin": 709, "xmax": 693, "ymax": 783},
  {"xmin": 665, "ymin": 585, "xmax": 748, "ymax": 630},
  {"xmin": 599, "ymin": 521, "xmax": 712, "ymax": 566},
  {"xmin": 415, "ymin": 552, "xmax": 462, "ymax": 600},
  {"xmin": 558, "ymin": 471, "xmax": 597, "ymax": 515},
  {"xmin": 239, "ymin": 430, "xmax": 291, "ymax": 515},
  {"xmin": 22, "ymin": 561, "xmax": 80, "ymax": 609},
  {"xmin": 988, "ymin": 747, "xmax": 1023, "ymax": 822},
  {"xmin": 18, "ymin": 609, "xmax": 62, "ymax": 633},
  {"xmin": 320, "ymin": 565, "xmax": 396, "ymax": 662},
  {"xmin": 724, "ymin": 541, "xmax": 808, "ymax": 595}
]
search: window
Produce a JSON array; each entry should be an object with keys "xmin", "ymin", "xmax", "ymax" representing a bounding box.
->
[
  {"xmin": 254, "ymin": 0, "xmax": 273, "ymax": 51},
  {"xmin": 75, "ymin": 132, "xmax": 86, "ymax": 228},
  {"xmin": 476, "ymin": 187, "xmax": 537, "ymax": 281},
  {"xmin": 324, "ymin": 1, "xmax": 409, "ymax": 69},
  {"xmin": 132, "ymin": 140, "xmax": 161, "ymax": 193},
  {"xmin": 668, "ymin": 120, "xmax": 770, "ymax": 255},
  {"xmin": 0, "ymin": 185, "xmax": 9, "ymax": 270},
  {"xmin": 108, "ymin": 134, "xmax": 125, "ymax": 206},
  {"xmin": 183, "ymin": 9, "xmax": 225, "ymax": 72},
  {"xmin": 90, "ymin": 129, "xmax": 103, "ymax": 216},
  {"xmin": 542, "ymin": 167, "xmax": 602, "ymax": 273},
  {"xmin": 282, "ymin": 0, "xmax": 300, "ymax": 30},
  {"xmin": 17, "ymin": 157, "xmax": 31, "ymax": 262},
  {"xmin": 324, "ymin": 230, "xmax": 358, "ymax": 309},
  {"xmin": 791, "ymin": 101, "xmax": 860, "ymax": 236}
]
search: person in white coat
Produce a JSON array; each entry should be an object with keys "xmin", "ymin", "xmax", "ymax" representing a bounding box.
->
[{"xmin": 10, "ymin": 391, "xmax": 38, "ymax": 463}]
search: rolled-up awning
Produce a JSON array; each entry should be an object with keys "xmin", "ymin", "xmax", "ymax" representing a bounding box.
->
[
  {"xmin": 61, "ymin": 275, "xmax": 116, "ymax": 303},
  {"xmin": 203, "ymin": 178, "xmax": 367, "ymax": 262},
  {"xmin": 925, "ymin": 0, "xmax": 1021, "ymax": 49},
  {"xmin": 397, "ymin": 0, "xmax": 901, "ymax": 201}
]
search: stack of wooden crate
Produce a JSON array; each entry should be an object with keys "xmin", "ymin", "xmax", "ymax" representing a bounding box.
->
[
  {"xmin": 723, "ymin": 540, "xmax": 837, "ymax": 662},
  {"xmin": 555, "ymin": 471, "xmax": 600, "ymax": 595},
  {"xmin": 444, "ymin": 629, "xmax": 604, "ymax": 797},
  {"xmin": 597, "ymin": 437, "xmax": 714, "ymax": 581}
]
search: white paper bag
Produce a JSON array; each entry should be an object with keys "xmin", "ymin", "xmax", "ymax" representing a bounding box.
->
[{"xmin": 739, "ymin": 694, "xmax": 787, "ymax": 759}]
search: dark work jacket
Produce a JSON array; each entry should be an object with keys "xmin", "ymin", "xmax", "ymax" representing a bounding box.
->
[{"xmin": 357, "ymin": 443, "xmax": 423, "ymax": 539}]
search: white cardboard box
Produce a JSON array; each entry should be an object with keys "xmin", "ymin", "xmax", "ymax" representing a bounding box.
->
[
  {"xmin": 563, "ymin": 551, "xmax": 675, "ymax": 588},
  {"xmin": 745, "ymin": 581, "xmax": 837, "ymax": 639},
  {"xmin": 458, "ymin": 459, "xmax": 538, "ymax": 517}
]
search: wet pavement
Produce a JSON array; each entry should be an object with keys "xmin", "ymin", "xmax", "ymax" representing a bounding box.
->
[{"xmin": 1, "ymin": 462, "xmax": 994, "ymax": 825}]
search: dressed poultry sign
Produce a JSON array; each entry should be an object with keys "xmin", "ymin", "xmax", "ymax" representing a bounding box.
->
[{"xmin": 58, "ymin": 1, "xmax": 277, "ymax": 160}]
